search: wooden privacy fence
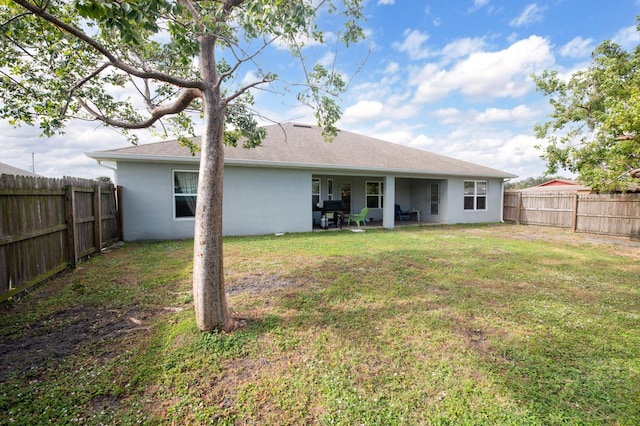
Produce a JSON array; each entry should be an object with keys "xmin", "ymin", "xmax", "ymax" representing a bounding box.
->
[
  {"xmin": 504, "ymin": 191, "xmax": 640, "ymax": 238},
  {"xmin": 0, "ymin": 175, "xmax": 121, "ymax": 302}
]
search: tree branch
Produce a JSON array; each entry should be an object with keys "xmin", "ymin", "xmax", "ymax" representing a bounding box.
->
[
  {"xmin": 221, "ymin": 0, "xmax": 247, "ymax": 12},
  {"xmin": 177, "ymin": 0, "xmax": 204, "ymax": 32},
  {"xmin": 223, "ymin": 76, "xmax": 273, "ymax": 104},
  {"xmin": 217, "ymin": 34, "xmax": 277, "ymax": 90},
  {"xmin": 80, "ymin": 87, "xmax": 202, "ymax": 129},
  {"xmin": 11, "ymin": 0, "xmax": 203, "ymax": 89},
  {"xmin": 70, "ymin": 63, "xmax": 111, "ymax": 93}
]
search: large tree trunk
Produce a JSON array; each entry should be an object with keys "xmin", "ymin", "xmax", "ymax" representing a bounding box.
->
[{"xmin": 192, "ymin": 34, "xmax": 234, "ymax": 332}]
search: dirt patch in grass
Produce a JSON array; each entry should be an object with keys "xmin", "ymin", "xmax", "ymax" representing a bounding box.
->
[
  {"xmin": 0, "ymin": 305, "xmax": 164, "ymax": 381},
  {"xmin": 226, "ymin": 273, "xmax": 302, "ymax": 296},
  {"xmin": 0, "ymin": 272, "xmax": 299, "ymax": 383}
]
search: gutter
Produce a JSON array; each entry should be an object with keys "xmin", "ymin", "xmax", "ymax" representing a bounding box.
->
[
  {"xmin": 86, "ymin": 152, "xmax": 516, "ymax": 179},
  {"xmin": 96, "ymin": 160, "xmax": 117, "ymax": 172}
]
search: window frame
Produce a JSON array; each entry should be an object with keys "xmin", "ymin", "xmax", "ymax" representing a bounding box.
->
[
  {"xmin": 312, "ymin": 178, "xmax": 321, "ymax": 208},
  {"xmin": 463, "ymin": 180, "xmax": 487, "ymax": 211},
  {"xmin": 366, "ymin": 181, "xmax": 384, "ymax": 209},
  {"xmin": 327, "ymin": 179, "xmax": 334, "ymax": 201},
  {"xmin": 173, "ymin": 170, "xmax": 199, "ymax": 219}
]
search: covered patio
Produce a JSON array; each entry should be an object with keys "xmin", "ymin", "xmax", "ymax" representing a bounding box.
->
[{"xmin": 312, "ymin": 174, "xmax": 446, "ymax": 231}]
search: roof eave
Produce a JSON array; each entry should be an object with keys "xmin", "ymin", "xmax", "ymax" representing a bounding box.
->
[
  {"xmin": 226, "ymin": 158, "xmax": 515, "ymax": 178},
  {"xmin": 87, "ymin": 154, "xmax": 514, "ymax": 178},
  {"xmin": 86, "ymin": 152, "xmax": 200, "ymax": 164}
]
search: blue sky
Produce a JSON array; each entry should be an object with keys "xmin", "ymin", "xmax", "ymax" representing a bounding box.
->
[{"xmin": 3, "ymin": 0, "xmax": 640, "ymax": 181}]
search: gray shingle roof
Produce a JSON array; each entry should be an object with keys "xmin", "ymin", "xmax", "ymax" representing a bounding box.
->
[
  {"xmin": 87, "ymin": 122, "xmax": 516, "ymax": 178},
  {"xmin": 0, "ymin": 161, "xmax": 39, "ymax": 177}
]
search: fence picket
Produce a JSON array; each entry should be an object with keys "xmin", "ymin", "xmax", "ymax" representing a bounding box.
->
[
  {"xmin": 504, "ymin": 191, "xmax": 640, "ymax": 238},
  {"xmin": 0, "ymin": 175, "xmax": 120, "ymax": 302}
]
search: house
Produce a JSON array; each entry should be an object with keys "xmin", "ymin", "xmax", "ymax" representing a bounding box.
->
[
  {"xmin": 521, "ymin": 179, "xmax": 591, "ymax": 193},
  {"xmin": 86, "ymin": 123, "xmax": 516, "ymax": 240},
  {"xmin": 0, "ymin": 161, "xmax": 39, "ymax": 177}
]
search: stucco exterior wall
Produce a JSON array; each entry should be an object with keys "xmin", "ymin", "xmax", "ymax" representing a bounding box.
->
[
  {"xmin": 115, "ymin": 160, "xmax": 505, "ymax": 240},
  {"xmin": 222, "ymin": 166, "xmax": 311, "ymax": 236},
  {"xmin": 116, "ymin": 161, "xmax": 311, "ymax": 240},
  {"xmin": 445, "ymin": 177, "xmax": 504, "ymax": 224},
  {"xmin": 117, "ymin": 162, "xmax": 196, "ymax": 241}
]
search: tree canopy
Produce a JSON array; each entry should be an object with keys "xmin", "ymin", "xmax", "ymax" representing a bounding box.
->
[
  {"xmin": 533, "ymin": 27, "xmax": 640, "ymax": 192},
  {"xmin": 0, "ymin": 0, "xmax": 366, "ymax": 331},
  {"xmin": 0, "ymin": 0, "xmax": 363, "ymax": 143}
]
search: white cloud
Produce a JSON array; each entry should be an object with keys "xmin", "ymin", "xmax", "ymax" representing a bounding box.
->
[
  {"xmin": 510, "ymin": 3, "xmax": 545, "ymax": 28},
  {"xmin": 392, "ymin": 29, "xmax": 430, "ymax": 60},
  {"xmin": 241, "ymin": 70, "xmax": 262, "ymax": 86},
  {"xmin": 377, "ymin": 0, "xmax": 394, "ymax": 5},
  {"xmin": 469, "ymin": 0, "xmax": 490, "ymax": 13},
  {"xmin": 407, "ymin": 133, "xmax": 438, "ymax": 150},
  {"xmin": 340, "ymin": 94, "xmax": 421, "ymax": 125},
  {"xmin": 318, "ymin": 51, "xmax": 336, "ymax": 68},
  {"xmin": 474, "ymin": 105, "xmax": 536, "ymax": 123},
  {"xmin": 440, "ymin": 37, "xmax": 486, "ymax": 63},
  {"xmin": 612, "ymin": 25, "xmax": 640, "ymax": 50},
  {"xmin": 430, "ymin": 130, "xmax": 544, "ymax": 178},
  {"xmin": 272, "ymin": 31, "xmax": 330, "ymax": 51},
  {"xmin": 0, "ymin": 119, "xmax": 129, "ymax": 179},
  {"xmin": 559, "ymin": 36, "xmax": 594, "ymax": 58},
  {"xmin": 341, "ymin": 100, "xmax": 384, "ymax": 122},
  {"xmin": 435, "ymin": 108, "xmax": 463, "ymax": 125},
  {"xmin": 340, "ymin": 103, "xmax": 548, "ymax": 178},
  {"xmin": 433, "ymin": 105, "xmax": 538, "ymax": 128},
  {"xmin": 384, "ymin": 61, "xmax": 400, "ymax": 74},
  {"xmin": 410, "ymin": 63, "xmax": 450, "ymax": 101},
  {"xmin": 412, "ymin": 35, "xmax": 553, "ymax": 102},
  {"xmin": 370, "ymin": 128, "xmax": 417, "ymax": 145}
]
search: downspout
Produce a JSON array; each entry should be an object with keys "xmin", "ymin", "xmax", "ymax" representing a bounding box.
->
[{"xmin": 96, "ymin": 160, "xmax": 117, "ymax": 183}]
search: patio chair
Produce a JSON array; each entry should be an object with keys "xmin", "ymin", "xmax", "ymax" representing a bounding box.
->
[
  {"xmin": 395, "ymin": 204, "xmax": 411, "ymax": 221},
  {"xmin": 348, "ymin": 207, "xmax": 369, "ymax": 227}
]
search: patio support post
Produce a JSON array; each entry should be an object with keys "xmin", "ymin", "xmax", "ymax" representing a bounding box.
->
[{"xmin": 383, "ymin": 175, "xmax": 395, "ymax": 229}]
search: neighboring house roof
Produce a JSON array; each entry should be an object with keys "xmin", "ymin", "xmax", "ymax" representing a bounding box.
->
[
  {"xmin": 521, "ymin": 184, "xmax": 591, "ymax": 193},
  {"xmin": 521, "ymin": 185, "xmax": 591, "ymax": 192},
  {"xmin": 519, "ymin": 178, "xmax": 591, "ymax": 192},
  {"xmin": 87, "ymin": 122, "xmax": 516, "ymax": 178},
  {"xmin": 537, "ymin": 179, "xmax": 580, "ymax": 187},
  {"xmin": 0, "ymin": 161, "xmax": 39, "ymax": 177}
]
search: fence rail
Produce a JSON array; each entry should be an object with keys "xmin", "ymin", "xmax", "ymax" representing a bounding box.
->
[
  {"xmin": 0, "ymin": 175, "xmax": 121, "ymax": 302},
  {"xmin": 504, "ymin": 191, "xmax": 640, "ymax": 238}
]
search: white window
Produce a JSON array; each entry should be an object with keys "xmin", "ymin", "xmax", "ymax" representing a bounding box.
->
[
  {"xmin": 366, "ymin": 181, "xmax": 384, "ymax": 208},
  {"xmin": 174, "ymin": 171, "xmax": 199, "ymax": 218},
  {"xmin": 464, "ymin": 181, "xmax": 487, "ymax": 210},
  {"xmin": 312, "ymin": 178, "xmax": 321, "ymax": 207},
  {"xmin": 327, "ymin": 179, "xmax": 334, "ymax": 200}
]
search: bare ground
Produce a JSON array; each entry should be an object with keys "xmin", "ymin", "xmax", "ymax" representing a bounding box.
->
[{"xmin": 0, "ymin": 305, "xmax": 158, "ymax": 381}]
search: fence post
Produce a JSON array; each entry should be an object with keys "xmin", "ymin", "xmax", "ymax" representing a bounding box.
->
[
  {"xmin": 571, "ymin": 193, "xmax": 579, "ymax": 232},
  {"xmin": 516, "ymin": 192, "xmax": 522, "ymax": 225},
  {"xmin": 116, "ymin": 185, "xmax": 124, "ymax": 242},
  {"xmin": 65, "ymin": 185, "xmax": 78, "ymax": 268},
  {"xmin": 93, "ymin": 184, "xmax": 103, "ymax": 252}
]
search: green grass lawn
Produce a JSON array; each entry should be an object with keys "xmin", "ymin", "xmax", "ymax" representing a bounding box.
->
[{"xmin": 1, "ymin": 224, "xmax": 638, "ymax": 425}]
